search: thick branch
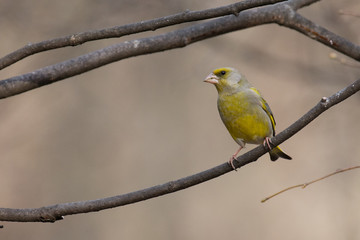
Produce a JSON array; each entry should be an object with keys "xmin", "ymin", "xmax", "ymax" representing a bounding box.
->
[
  {"xmin": 0, "ymin": 78, "xmax": 359, "ymax": 223},
  {"xmin": 0, "ymin": 0, "xmax": 359, "ymax": 99},
  {"xmin": 0, "ymin": 0, "xmax": 286, "ymax": 70}
]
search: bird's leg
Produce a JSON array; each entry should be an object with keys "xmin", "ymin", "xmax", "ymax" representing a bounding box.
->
[
  {"xmin": 229, "ymin": 146, "xmax": 243, "ymax": 170},
  {"xmin": 263, "ymin": 137, "xmax": 273, "ymax": 151}
]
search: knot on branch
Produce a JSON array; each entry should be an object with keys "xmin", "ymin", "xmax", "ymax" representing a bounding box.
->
[
  {"xmin": 319, "ymin": 96, "xmax": 330, "ymax": 108},
  {"xmin": 39, "ymin": 207, "xmax": 64, "ymax": 223},
  {"xmin": 69, "ymin": 34, "xmax": 83, "ymax": 46}
]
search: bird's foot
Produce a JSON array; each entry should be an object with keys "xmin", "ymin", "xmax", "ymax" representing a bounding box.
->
[
  {"xmin": 263, "ymin": 137, "xmax": 273, "ymax": 150},
  {"xmin": 228, "ymin": 155, "xmax": 238, "ymax": 171},
  {"xmin": 228, "ymin": 145, "xmax": 244, "ymax": 171}
]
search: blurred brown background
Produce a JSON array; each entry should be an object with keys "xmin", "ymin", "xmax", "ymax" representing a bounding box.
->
[{"xmin": 0, "ymin": 0, "xmax": 359, "ymax": 239}]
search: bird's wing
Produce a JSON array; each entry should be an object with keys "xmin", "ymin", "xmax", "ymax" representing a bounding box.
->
[{"xmin": 250, "ymin": 87, "xmax": 276, "ymax": 136}]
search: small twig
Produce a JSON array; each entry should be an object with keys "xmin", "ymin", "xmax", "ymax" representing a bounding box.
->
[{"xmin": 261, "ymin": 166, "xmax": 360, "ymax": 203}]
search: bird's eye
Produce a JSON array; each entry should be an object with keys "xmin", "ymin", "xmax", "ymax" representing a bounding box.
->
[{"xmin": 220, "ymin": 70, "xmax": 226, "ymax": 75}]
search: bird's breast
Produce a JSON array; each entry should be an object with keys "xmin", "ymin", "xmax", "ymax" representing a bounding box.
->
[{"xmin": 217, "ymin": 92, "xmax": 273, "ymax": 144}]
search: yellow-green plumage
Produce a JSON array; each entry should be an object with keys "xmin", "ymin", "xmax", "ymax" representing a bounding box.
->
[
  {"xmin": 204, "ymin": 67, "xmax": 291, "ymax": 164},
  {"xmin": 218, "ymin": 88, "xmax": 273, "ymax": 145}
]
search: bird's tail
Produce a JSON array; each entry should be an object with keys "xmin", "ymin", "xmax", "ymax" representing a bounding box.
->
[{"xmin": 269, "ymin": 146, "xmax": 292, "ymax": 161}]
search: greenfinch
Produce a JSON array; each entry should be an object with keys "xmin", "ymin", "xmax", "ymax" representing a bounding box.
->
[{"xmin": 204, "ymin": 67, "xmax": 291, "ymax": 169}]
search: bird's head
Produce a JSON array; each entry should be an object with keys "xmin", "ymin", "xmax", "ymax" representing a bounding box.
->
[{"xmin": 204, "ymin": 67, "xmax": 249, "ymax": 93}]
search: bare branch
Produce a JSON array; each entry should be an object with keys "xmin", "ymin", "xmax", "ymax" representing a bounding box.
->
[
  {"xmin": 0, "ymin": 78, "xmax": 359, "ymax": 223},
  {"xmin": 0, "ymin": 1, "xmax": 358, "ymax": 100},
  {"xmin": 0, "ymin": 0, "xmax": 285, "ymax": 70},
  {"xmin": 279, "ymin": 12, "xmax": 360, "ymax": 59},
  {"xmin": 261, "ymin": 166, "xmax": 360, "ymax": 203}
]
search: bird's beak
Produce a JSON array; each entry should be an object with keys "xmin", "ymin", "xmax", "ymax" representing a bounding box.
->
[{"xmin": 204, "ymin": 73, "xmax": 219, "ymax": 84}]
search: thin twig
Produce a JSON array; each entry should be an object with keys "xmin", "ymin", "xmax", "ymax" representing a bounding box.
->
[{"xmin": 261, "ymin": 166, "xmax": 360, "ymax": 203}]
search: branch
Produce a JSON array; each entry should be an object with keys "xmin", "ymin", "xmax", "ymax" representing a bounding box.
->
[
  {"xmin": 0, "ymin": 0, "xmax": 359, "ymax": 99},
  {"xmin": 261, "ymin": 166, "xmax": 360, "ymax": 202},
  {"xmin": 280, "ymin": 12, "xmax": 360, "ymax": 59},
  {"xmin": 0, "ymin": 0, "xmax": 286, "ymax": 70},
  {"xmin": 1, "ymin": 78, "xmax": 359, "ymax": 223}
]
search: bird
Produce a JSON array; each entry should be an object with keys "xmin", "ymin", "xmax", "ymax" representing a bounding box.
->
[{"xmin": 204, "ymin": 67, "xmax": 291, "ymax": 170}]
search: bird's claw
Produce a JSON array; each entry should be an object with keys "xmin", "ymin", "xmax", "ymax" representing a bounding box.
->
[
  {"xmin": 263, "ymin": 137, "xmax": 274, "ymax": 150},
  {"xmin": 228, "ymin": 155, "xmax": 238, "ymax": 171}
]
